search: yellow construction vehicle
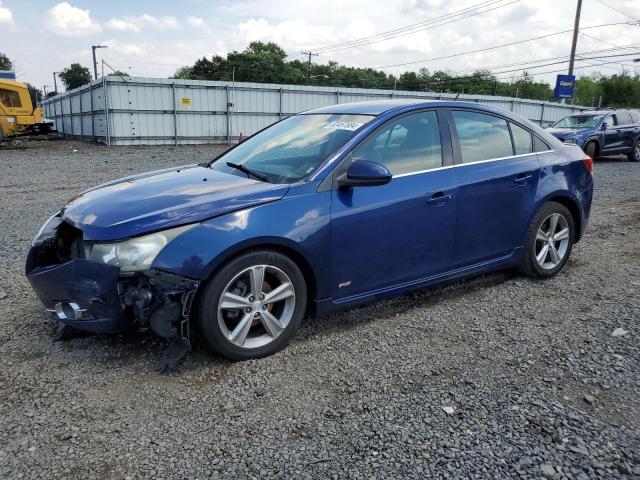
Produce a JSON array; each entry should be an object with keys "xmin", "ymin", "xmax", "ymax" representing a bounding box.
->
[{"xmin": 0, "ymin": 74, "xmax": 53, "ymax": 143}]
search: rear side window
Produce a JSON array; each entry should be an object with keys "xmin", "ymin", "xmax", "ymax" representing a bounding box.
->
[
  {"xmin": 352, "ymin": 110, "xmax": 443, "ymax": 175},
  {"xmin": 451, "ymin": 110, "xmax": 512, "ymax": 163},
  {"xmin": 616, "ymin": 111, "xmax": 632, "ymax": 125},
  {"xmin": 630, "ymin": 111, "xmax": 640, "ymax": 123},
  {"xmin": 510, "ymin": 123, "xmax": 533, "ymax": 155},
  {"xmin": 0, "ymin": 88, "xmax": 22, "ymax": 108}
]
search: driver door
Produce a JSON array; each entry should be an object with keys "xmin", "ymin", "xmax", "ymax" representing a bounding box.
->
[
  {"xmin": 602, "ymin": 114, "xmax": 621, "ymax": 153},
  {"xmin": 330, "ymin": 110, "xmax": 457, "ymax": 300}
]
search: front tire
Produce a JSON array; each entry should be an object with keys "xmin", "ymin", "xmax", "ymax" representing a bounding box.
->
[
  {"xmin": 627, "ymin": 140, "xmax": 640, "ymax": 162},
  {"xmin": 584, "ymin": 141, "xmax": 597, "ymax": 159},
  {"xmin": 194, "ymin": 250, "xmax": 307, "ymax": 361},
  {"xmin": 520, "ymin": 202, "xmax": 575, "ymax": 278}
]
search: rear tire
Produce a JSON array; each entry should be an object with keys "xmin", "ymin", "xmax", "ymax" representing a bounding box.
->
[
  {"xmin": 627, "ymin": 140, "xmax": 640, "ymax": 162},
  {"xmin": 584, "ymin": 141, "xmax": 597, "ymax": 159},
  {"xmin": 519, "ymin": 202, "xmax": 575, "ymax": 279},
  {"xmin": 194, "ymin": 250, "xmax": 307, "ymax": 361}
]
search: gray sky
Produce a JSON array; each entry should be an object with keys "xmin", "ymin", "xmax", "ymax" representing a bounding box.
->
[{"xmin": 0, "ymin": 0, "xmax": 639, "ymax": 91}]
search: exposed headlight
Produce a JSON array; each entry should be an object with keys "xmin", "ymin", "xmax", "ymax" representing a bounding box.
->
[
  {"xmin": 32, "ymin": 212, "xmax": 62, "ymax": 247},
  {"xmin": 89, "ymin": 224, "xmax": 197, "ymax": 272},
  {"xmin": 563, "ymin": 138, "xmax": 578, "ymax": 145}
]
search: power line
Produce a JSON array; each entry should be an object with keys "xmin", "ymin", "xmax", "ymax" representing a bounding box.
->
[
  {"xmin": 594, "ymin": 0, "xmax": 638, "ymax": 21},
  {"xmin": 579, "ymin": 30, "xmax": 639, "ymax": 53},
  {"xmin": 313, "ymin": 0, "xmax": 521, "ymax": 53},
  {"xmin": 413, "ymin": 50, "xmax": 640, "ymax": 90},
  {"xmin": 312, "ymin": 0, "xmax": 500, "ymax": 52},
  {"xmin": 444, "ymin": 42, "xmax": 640, "ymax": 75},
  {"xmin": 375, "ymin": 21, "xmax": 638, "ymax": 69}
]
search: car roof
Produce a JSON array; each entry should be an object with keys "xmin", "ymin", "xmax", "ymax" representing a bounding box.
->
[
  {"xmin": 302, "ymin": 99, "xmax": 472, "ymax": 116},
  {"xmin": 574, "ymin": 110, "xmax": 626, "ymax": 116}
]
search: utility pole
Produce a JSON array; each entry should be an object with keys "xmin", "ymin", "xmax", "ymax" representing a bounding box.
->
[
  {"xmin": 52, "ymin": 72, "xmax": 58, "ymax": 93},
  {"xmin": 92, "ymin": 45, "xmax": 108, "ymax": 80},
  {"xmin": 301, "ymin": 51, "xmax": 318, "ymax": 83},
  {"xmin": 568, "ymin": 0, "xmax": 582, "ymax": 76}
]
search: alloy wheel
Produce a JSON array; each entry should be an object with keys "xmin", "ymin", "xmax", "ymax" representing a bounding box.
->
[
  {"xmin": 534, "ymin": 213, "xmax": 570, "ymax": 270},
  {"xmin": 634, "ymin": 144, "xmax": 640, "ymax": 162},
  {"xmin": 217, "ymin": 265, "xmax": 296, "ymax": 349}
]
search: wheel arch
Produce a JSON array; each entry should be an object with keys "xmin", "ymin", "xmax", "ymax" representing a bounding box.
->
[
  {"xmin": 197, "ymin": 238, "xmax": 320, "ymax": 318},
  {"xmin": 546, "ymin": 194, "xmax": 583, "ymax": 242}
]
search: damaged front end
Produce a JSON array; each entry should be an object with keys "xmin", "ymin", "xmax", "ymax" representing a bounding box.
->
[{"xmin": 26, "ymin": 214, "xmax": 199, "ymax": 370}]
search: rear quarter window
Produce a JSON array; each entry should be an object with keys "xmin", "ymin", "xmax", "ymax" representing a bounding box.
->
[
  {"xmin": 510, "ymin": 123, "xmax": 533, "ymax": 155},
  {"xmin": 534, "ymin": 136, "xmax": 551, "ymax": 152}
]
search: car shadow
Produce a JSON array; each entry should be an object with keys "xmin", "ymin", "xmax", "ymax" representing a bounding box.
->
[
  {"xmin": 39, "ymin": 268, "xmax": 528, "ymax": 373},
  {"xmin": 595, "ymin": 155, "xmax": 631, "ymax": 164}
]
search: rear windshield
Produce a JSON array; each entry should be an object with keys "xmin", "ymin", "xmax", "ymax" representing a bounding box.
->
[
  {"xmin": 211, "ymin": 113, "xmax": 374, "ymax": 183},
  {"xmin": 553, "ymin": 115, "xmax": 603, "ymax": 129}
]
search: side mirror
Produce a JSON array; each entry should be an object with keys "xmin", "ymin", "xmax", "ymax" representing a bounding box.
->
[
  {"xmin": 600, "ymin": 122, "xmax": 608, "ymax": 131},
  {"xmin": 337, "ymin": 160, "xmax": 392, "ymax": 188}
]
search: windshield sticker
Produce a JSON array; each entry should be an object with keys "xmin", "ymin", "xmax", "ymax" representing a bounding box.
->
[{"xmin": 325, "ymin": 121, "xmax": 364, "ymax": 131}]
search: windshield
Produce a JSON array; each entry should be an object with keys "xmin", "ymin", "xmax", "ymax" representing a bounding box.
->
[
  {"xmin": 211, "ymin": 113, "xmax": 374, "ymax": 183},
  {"xmin": 553, "ymin": 114, "xmax": 603, "ymax": 129}
]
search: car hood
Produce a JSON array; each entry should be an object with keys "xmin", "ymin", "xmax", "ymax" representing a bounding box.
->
[
  {"xmin": 546, "ymin": 127, "xmax": 590, "ymax": 138},
  {"xmin": 61, "ymin": 165, "xmax": 289, "ymax": 241}
]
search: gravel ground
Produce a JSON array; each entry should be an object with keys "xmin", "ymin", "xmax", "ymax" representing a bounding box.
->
[{"xmin": 0, "ymin": 138, "xmax": 638, "ymax": 479}]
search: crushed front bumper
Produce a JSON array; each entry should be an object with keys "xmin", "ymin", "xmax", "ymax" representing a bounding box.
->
[
  {"xmin": 27, "ymin": 258, "xmax": 126, "ymax": 333},
  {"xmin": 26, "ymin": 250, "xmax": 199, "ymax": 338}
]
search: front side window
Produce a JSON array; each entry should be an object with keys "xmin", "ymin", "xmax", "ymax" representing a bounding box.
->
[
  {"xmin": 510, "ymin": 122, "xmax": 533, "ymax": 155},
  {"xmin": 616, "ymin": 111, "xmax": 632, "ymax": 126},
  {"xmin": 603, "ymin": 114, "xmax": 617, "ymax": 127},
  {"xmin": 452, "ymin": 110, "xmax": 512, "ymax": 163},
  {"xmin": 211, "ymin": 113, "xmax": 374, "ymax": 183},
  {"xmin": 0, "ymin": 88, "xmax": 21, "ymax": 108},
  {"xmin": 351, "ymin": 110, "xmax": 443, "ymax": 175}
]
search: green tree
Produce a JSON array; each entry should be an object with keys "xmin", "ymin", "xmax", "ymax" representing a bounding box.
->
[
  {"xmin": 397, "ymin": 71, "xmax": 422, "ymax": 91},
  {"xmin": 0, "ymin": 52, "xmax": 11, "ymax": 71},
  {"xmin": 172, "ymin": 66, "xmax": 193, "ymax": 79},
  {"xmin": 58, "ymin": 63, "xmax": 92, "ymax": 90},
  {"xmin": 599, "ymin": 73, "xmax": 640, "ymax": 107},
  {"xmin": 573, "ymin": 75, "xmax": 603, "ymax": 106}
]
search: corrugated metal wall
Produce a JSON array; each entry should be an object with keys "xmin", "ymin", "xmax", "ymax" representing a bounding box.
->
[{"xmin": 43, "ymin": 76, "xmax": 589, "ymax": 146}]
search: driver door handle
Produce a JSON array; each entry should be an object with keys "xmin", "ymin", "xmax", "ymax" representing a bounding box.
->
[
  {"xmin": 514, "ymin": 174, "xmax": 532, "ymax": 185},
  {"xmin": 427, "ymin": 192, "xmax": 452, "ymax": 206}
]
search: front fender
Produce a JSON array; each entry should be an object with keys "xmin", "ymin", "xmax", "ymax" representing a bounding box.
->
[
  {"xmin": 152, "ymin": 185, "xmax": 332, "ymax": 300},
  {"xmin": 579, "ymin": 135, "xmax": 600, "ymax": 152}
]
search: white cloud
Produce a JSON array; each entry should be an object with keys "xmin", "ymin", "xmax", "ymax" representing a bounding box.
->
[
  {"xmin": 46, "ymin": 2, "xmax": 101, "ymax": 36},
  {"xmin": 0, "ymin": 0, "xmax": 13, "ymax": 25},
  {"xmin": 106, "ymin": 18, "xmax": 140, "ymax": 33},
  {"xmin": 106, "ymin": 14, "xmax": 179, "ymax": 32},
  {"xmin": 187, "ymin": 16, "xmax": 207, "ymax": 30}
]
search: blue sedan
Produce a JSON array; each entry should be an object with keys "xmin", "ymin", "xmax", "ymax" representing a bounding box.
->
[{"xmin": 26, "ymin": 100, "xmax": 594, "ymax": 366}]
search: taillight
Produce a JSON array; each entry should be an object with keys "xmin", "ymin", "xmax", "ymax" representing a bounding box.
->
[{"xmin": 582, "ymin": 156, "xmax": 593, "ymax": 175}]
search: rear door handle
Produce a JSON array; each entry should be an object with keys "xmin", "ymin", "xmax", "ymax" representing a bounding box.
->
[
  {"xmin": 514, "ymin": 174, "xmax": 532, "ymax": 185},
  {"xmin": 427, "ymin": 192, "xmax": 452, "ymax": 206}
]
